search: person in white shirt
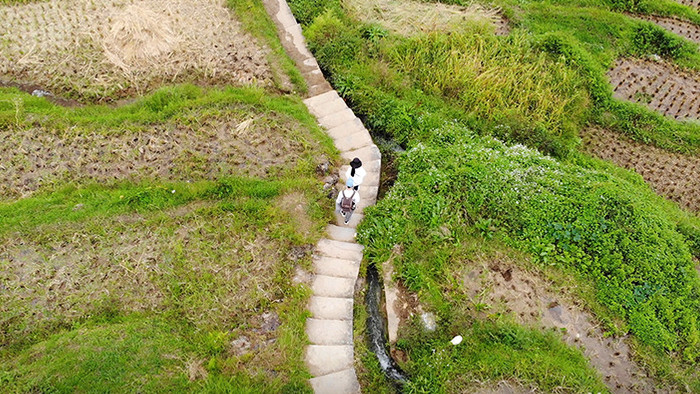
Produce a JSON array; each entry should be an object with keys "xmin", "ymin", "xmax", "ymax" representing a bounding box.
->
[
  {"xmin": 336, "ymin": 178, "xmax": 361, "ymax": 224},
  {"xmin": 345, "ymin": 157, "xmax": 366, "ymax": 191}
]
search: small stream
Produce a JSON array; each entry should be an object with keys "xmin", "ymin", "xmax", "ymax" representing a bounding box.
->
[{"xmin": 365, "ymin": 263, "xmax": 408, "ymax": 386}]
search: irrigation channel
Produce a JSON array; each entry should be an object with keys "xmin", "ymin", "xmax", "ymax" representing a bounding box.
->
[
  {"xmin": 365, "ymin": 138, "xmax": 409, "ymax": 388},
  {"xmin": 365, "ymin": 263, "xmax": 409, "ymax": 386}
]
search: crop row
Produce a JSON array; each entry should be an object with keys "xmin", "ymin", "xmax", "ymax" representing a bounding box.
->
[
  {"xmin": 638, "ymin": 15, "xmax": 700, "ymax": 45},
  {"xmin": 582, "ymin": 127, "xmax": 700, "ymax": 212},
  {"xmin": 608, "ymin": 58, "xmax": 700, "ymax": 120}
]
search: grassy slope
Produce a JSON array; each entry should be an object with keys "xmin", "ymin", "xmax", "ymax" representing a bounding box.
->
[
  {"xmin": 0, "ymin": 86, "xmax": 336, "ymax": 392},
  {"xmin": 289, "ymin": 0, "xmax": 700, "ymax": 391}
]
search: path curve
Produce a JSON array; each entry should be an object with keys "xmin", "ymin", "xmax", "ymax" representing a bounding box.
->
[{"xmin": 262, "ymin": 1, "xmax": 381, "ymax": 392}]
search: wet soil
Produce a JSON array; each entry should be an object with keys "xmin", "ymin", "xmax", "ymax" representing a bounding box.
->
[
  {"xmin": 460, "ymin": 262, "xmax": 664, "ymax": 393},
  {"xmin": 607, "ymin": 58, "xmax": 700, "ymax": 121},
  {"xmin": 636, "ymin": 15, "xmax": 700, "ymax": 45},
  {"xmin": 581, "ymin": 127, "xmax": 700, "ymax": 212},
  {"xmin": 0, "ymin": 111, "xmax": 321, "ymax": 199}
]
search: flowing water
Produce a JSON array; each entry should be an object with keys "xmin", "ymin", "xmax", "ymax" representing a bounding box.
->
[{"xmin": 365, "ymin": 263, "xmax": 409, "ymax": 385}]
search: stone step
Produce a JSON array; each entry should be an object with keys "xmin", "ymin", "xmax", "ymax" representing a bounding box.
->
[
  {"xmin": 326, "ymin": 224, "xmax": 357, "ymax": 242},
  {"xmin": 316, "ymin": 239, "xmax": 364, "ymax": 261},
  {"xmin": 307, "ymin": 97, "xmax": 347, "ymax": 119},
  {"xmin": 306, "ymin": 318, "xmax": 353, "ymax": 345},
  {"xmin": 304, "ymin": 90, "xmax": 340, "ymax": 108},
  {"xmin": 308, "ymin": 296, "xmax": 354, "ymax": 320},
  {"xmin": 327, "ymin": 118, "xmax": 366, "ymax": 141},
  {"xmin": 309, "ymin": 82, "xmax": 333, "ymax": 97},
  {"xmin": 303, "ymin": 57, "xmax": 320, "ymax": 69},
  {"xmin": 341, "ymin": 144, "xmax": 381, "ymax": 163},
  {"xmin": 306, "ymin": 345, "xmax": 354, "ymax": 376},
  {"xmin": 333, "ymin": 129, "xmax": 373, "ymax": 152},
  {"xmin": 311, "ymin": 275, "xmax": 356, "ymax": 298},
  {"xmin": 284, "ymin": 23, "xmax": 313, "ymax": 59},
  {"xmin": 309, "ymin": 368, "xmax": 361, "ymax": 394},
  {"xmin": 274, "ymin": 0, "xmax": 298, "ymax": 29},
  {"xmin": 319, "ymin": 108, "xmax": 357, "ymax": 130},
  {"xmin": 312, "ymin": 256, "xmax": 360, "ymax": 279},
  {"xmin": 336, "ymin": 212, "xmax": 365, "ymax": 228}
]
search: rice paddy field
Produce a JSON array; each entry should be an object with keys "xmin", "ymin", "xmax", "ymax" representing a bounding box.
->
[
  {"xmin": 2, "ymin": 0, "xmax": 700, "ymax": 392},
  {"xmin": 0, "ymin": 0, "xmax": 335, "ymax": 391}
]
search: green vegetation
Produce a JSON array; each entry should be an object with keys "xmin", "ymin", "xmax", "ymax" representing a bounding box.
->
[
  {"xmin": 288, "ymin": 0, "xmax": 700, "ymax": 390},
  {"xmin": 400, "ymin": 321, "xmax": 608, "ymax": 393},
  {"xmin": 0, "ymin": 86, "xmax": 336, "ymax": 391}
]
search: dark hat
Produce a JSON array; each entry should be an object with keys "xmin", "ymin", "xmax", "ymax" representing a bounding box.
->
[{"xmin": 350, "ymin": 157, "xmax": 362, "ymax": 168}]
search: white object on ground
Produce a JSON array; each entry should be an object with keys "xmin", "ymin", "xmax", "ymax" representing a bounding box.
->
[{"xmin": 450, "ymin": 335, "xmax": 463, "ymax": 345}]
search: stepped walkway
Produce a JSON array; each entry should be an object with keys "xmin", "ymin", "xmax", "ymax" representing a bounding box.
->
[{"xmin": 262, "ymin": 0, "xmax": 381, "ymax": 392}]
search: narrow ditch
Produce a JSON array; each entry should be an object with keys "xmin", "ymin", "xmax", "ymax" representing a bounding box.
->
[
  {"xmin": 363, "ymin": 132, "xmax": 409, "ymax": 388},
  {"xmin": 365, "ymin": 263, "xmax": 408, "ymax": 387}
]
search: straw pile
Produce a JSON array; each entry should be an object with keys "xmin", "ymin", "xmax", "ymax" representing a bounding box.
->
[{"xmin": 0, "ymin": 0, "xmax": 272, "ymax": 101}]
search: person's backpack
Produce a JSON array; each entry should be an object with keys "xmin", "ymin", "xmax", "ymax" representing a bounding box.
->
[{"xmin": 340, "ymin": 190, "xmax": 355, "ymax": 212}]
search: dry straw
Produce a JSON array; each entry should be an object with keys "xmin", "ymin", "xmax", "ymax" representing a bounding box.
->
[
  {"xmin": 343, "ymin": 0, "xmax": 508, "ymax": 36},
  {"xmin": 0, "ymin": 0, "xmax": 272, "ymax": 101}
]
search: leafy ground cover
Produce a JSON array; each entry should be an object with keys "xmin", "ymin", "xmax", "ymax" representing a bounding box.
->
[
  {"xmin": 289, "ymin": 0, "xmax": 700, "ymax": 390},
  {"xmin": 0, "ymin": 85, "xmax": 337, "ymax": 391}
]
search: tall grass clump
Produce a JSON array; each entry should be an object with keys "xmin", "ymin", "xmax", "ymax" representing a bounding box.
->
[{"xmin": 388, "ymin": 32, "xmax": 590, "ymax": 157}]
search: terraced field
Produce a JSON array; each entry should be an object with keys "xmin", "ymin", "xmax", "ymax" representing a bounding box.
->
[
  {"xmin": 608, "ymin": 58, "xmax": 700, "ymax": 120},
  {"xmin": 582, "ymin": 127, "xmax": 700, "ymax": 212},
  {"xmin": 639, "ymin": 15, "xmax": 700, "ymax": 45},
  {"xmin": 673, "ymin": 0, "xmax": 700, "ymax": 10},
  {"xmin": 0, "ymin": 0, "xmax": 272, "ymax": 101}
]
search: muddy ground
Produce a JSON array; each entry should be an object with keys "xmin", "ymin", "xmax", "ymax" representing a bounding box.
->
[
  {"xmin": 608, "ymin": 58, "xmax": 700, "ymax": 121},
  {"xmin": 390, "ymin": 254, "xmax": 664, "ymax": 393},
  {"xmin": 582, "ymin": 127, "xmax": 700, "ymax": 212},
  {"xmin": 0, "ymin": 109, "xmax": 323, "ymax": 199}
]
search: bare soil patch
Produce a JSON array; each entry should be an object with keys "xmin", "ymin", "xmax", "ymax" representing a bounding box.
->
[
  {"xmin": 343, "ymin": 0, "xmax": 509, "ymax": 36},
  {"xmin": 608, "ymin": 58, "xmax": 700, "ymax": 120},
  {"xmin": 637, "ymin": 15, "xmax": 700, "ymax": 45},
  {"xmin": 0, "ymin": 110, "xmax": 323, "ymax": 199},
  {"xmin": 458, "ymin": 258, "xmax": 662, "ymax": 393},
  {"xmin": 0, "ymin": 0, "xmax": 272, "ymax": 101},
  {"xmin": 581, "ymin": 127, "xmax": 700, "ymax": 212}
]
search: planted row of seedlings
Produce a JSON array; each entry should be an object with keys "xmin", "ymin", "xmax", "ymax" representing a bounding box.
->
[
  {"xmin": 672, "ymin": 0, "xmax": 700, "ymax": 10},
  {"xmin": 581, "ymin": 127, "xmax": 700, "ymax": 212},
  {"xmin": 607, "ymin": 58, "xmax": 700, "ymax": 120},
  {"xmin": 637, "ymin": 15, "xmax": 700, "ymax": 45}
]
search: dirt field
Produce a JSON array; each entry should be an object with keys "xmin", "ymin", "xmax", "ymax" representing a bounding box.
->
[
  {"xmin": 637, "ymin": 15, "xmax": 700, "ymax": 45},
  {"xmin": 581, "ymin": 127, "xmax": 700, "ymax": 212},
  {"xmin": 0, "ymin": 193, "xmax": 312, "ymax": 348},
  {"xmin": 0, "ymin": 0, "xmax": 272, "ymax": 101},
  {"xmin": 343, "ymin": 0, "xmax": 509, "ymax": 36},
  {"xmin": 608, "ymin": 58, "xmax": 700, "ymax": 121},
  {"xmin": 458, "ymin": 259, "xmax": 659, "ymax": 393},
  {"xmin": 0, "ymin": 108, "xmax": 323, "ymax": 199}
]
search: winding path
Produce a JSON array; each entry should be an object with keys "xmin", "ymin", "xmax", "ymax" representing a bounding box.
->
[{"xmin": 262, "ymin": 0, "xmax": 380, "ymax": 392}]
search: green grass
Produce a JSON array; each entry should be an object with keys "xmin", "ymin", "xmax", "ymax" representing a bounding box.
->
[
  {"xmin": 287, "ymin": 0, "xmax": 700, "ymax": 389},
  {"xmin": 1, "ymin": 82, "xmax": 336, "ymax": 391},
  {"xmin": 1, "ymin": 318, "xmax": 196, "ymax": 392},
  {"xmin": 400, "ymin": 320, "xmax": 609, "ymax": 393},
  {"xmin": 0, "ymin": 84, "xmax": 325, "ymax": 135}
]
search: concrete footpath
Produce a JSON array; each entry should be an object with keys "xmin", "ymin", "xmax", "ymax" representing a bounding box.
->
[{"xmin": 262, "ymin": 0, "xmax": 381, "ymax": 392}]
